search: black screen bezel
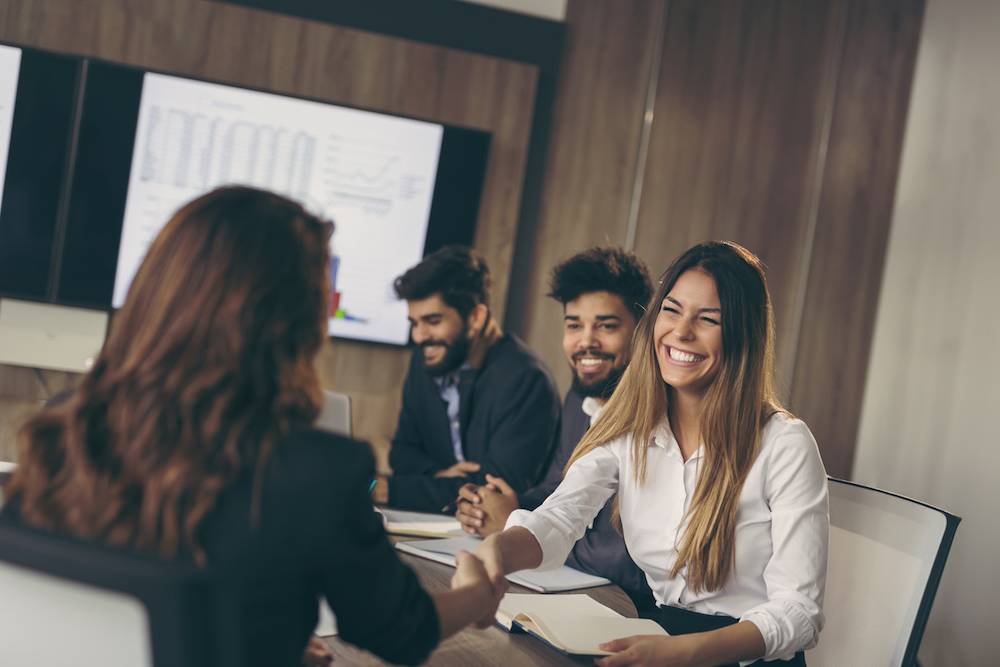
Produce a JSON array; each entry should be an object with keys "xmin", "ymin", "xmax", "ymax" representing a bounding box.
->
[{"xmin": 0, "ymin": 44, "xmax": 79, "ymax": 302}]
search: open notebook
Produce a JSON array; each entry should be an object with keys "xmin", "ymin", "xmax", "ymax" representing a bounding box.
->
[
  {"xmin": 497, "ymin": 593, "xmax": 668, "ymax": 656},
  {"xmin": 394, "ymin": 536, "xmax": 611, "ymax": 592},
  {"xmin": 375, "ymin": 508, "xmax": 464, "ymax": 538}
]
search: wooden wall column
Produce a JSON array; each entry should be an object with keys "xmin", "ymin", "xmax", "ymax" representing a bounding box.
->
[{"xmin": 513, "ymin": 0, "xmax": 925, "ymax": 478}]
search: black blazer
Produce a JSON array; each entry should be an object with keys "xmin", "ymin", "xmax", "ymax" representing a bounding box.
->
[
  {"xmin": 388, "ymin": 334, "xmax": 561, "ymax": 512},
  {"xmin": 2, "ymin": 429, "xmax": 440, "ymax": 667}
]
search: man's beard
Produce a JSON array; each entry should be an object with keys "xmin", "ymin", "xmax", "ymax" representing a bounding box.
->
[
  {"xmin": 421, "ymin": 325, "xmax": 472, "ymax": 377},
  {"xmin": 570, "ymin": 362, "xmax": 626, "ymax": 400}
]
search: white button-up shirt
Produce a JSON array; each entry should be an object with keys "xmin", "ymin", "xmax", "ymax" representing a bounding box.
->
[
  {"xmin": 506, "ymin": 412, "xmax": 828, "ymax": 662},
  {"xmin": 433, "ymin": 365, "xmax": 472, "ymax": 463}
]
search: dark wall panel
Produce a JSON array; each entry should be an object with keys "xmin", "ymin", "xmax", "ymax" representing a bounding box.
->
[
  {"xmin": 507, "ymin": 0, "xmax": 664, "ymax": 391},
  {"xmin": 633, "ymin": 0, "xmax": 847, "ymax": 398},
  {"xmin": 790, "ymin": 0, "xmax": 926, "ymax": 478},
  {"xmin": 511, "ymin": 0, "xmax": 924, "ymax": 478}
]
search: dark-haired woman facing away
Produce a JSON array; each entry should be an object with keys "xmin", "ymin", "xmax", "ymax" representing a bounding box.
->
[
  {"xmin": 1, "ymin": 187, "xmax": 500, "ymax": 666},
  {"xmin": 476, "ymin": 242, "xmax": 828, "ymax": 666}
]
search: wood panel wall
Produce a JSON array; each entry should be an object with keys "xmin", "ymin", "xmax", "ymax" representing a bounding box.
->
[
  {"xmin": 632, "ymin": 0, "xmax": 846, "ymax": 395},
  {"xmin": 0, "ymin": 0, "xmax": 927, "ymax": 479},
  {"xmin": 0, "ymin": 0, "xmax": 538, "ymax": 464},
  {"xmin": 506, "ymin": 0, "xmax": 664, "ymax": 390},
  {"xmin": 790, "ymin": 0, "xmax": 926, "ymax": 477},
  {"xmin": 0, "ymin": 366, "xmax": 77, "ymax": 461},
  {"xmin": 511, "ymin": 0, "xmax": 924, "ymax": 478}
]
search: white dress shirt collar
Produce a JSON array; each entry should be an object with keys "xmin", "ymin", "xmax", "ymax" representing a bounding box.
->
[
  {"xmin": 581, "ymin": 396, "xmax": 603, "ymax": 421},
  {"xmin": 651, "ymin": 418, "xmax": 704, "ymax": 462}
]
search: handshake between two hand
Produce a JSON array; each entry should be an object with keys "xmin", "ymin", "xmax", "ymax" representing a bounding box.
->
[
  {"xmin": 451, "ymin": 537, "xmax": 508, "ymax": 629},
  {"xmin": 444, "ymin": 472, "xmax": 519, "ymax": 629}
]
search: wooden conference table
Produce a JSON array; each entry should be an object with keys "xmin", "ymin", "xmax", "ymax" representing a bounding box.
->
[{"xmin": 322, "ymin": 540, "xmax": 638, "ymax": 666}]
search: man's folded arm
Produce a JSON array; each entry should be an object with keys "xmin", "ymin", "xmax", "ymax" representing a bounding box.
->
[
  {"xmin": 388, "ymin": 433, "xmax": 440, "ymax": 476},
  {"xmin": 388, "ymin": 368, "xmax": 559, "ymax": 513},
  {"xmin": 387, "ymin": 474, "xmax": 464, "ymax": 513}
]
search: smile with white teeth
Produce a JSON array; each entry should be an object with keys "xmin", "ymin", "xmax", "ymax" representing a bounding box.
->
[
  {"xmin": 668, "ymin": 346, "xmax": 705, "ymax": 363},
  {"xmin": 576, "ymin": 355, "xmax": 610, "ymax": 370}
]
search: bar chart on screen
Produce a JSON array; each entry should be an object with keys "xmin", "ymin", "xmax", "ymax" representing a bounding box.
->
[
  {"xmin": 137, "ymin": 107, "xmax": 317, "ymax": 198},
  {"xmin": 112, "ymin": 72, "xmax": 443, "ymax": 345},
  {"xmin": 328, "ymin": 254, "xmax": 365, "ymax": 324}
]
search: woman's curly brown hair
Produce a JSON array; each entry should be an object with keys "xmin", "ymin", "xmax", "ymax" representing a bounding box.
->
[{"xmin": 6, "ymin": 186, "xmax": 333, "ymax": 564}]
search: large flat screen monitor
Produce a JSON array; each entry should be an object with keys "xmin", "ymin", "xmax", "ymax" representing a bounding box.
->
[
  {"xmin": 62, "ymin": 63, "xmax": 490, "ymax": 346},
  {"xmin": 0, "ymin": 44, "xmax": 78, "ymax": 301}
]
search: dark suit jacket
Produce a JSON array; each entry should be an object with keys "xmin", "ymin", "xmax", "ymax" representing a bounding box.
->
[
  {"xmin": 2, "ymin": 429, "xmax": 440, "ymax": 667},
  {"xmin": 388, "ymin": 334, "xmax": 560, "ymax": 512},
  {"xmin": 521, "ymin": 389, "xmax": 652, "ymax": 604}
]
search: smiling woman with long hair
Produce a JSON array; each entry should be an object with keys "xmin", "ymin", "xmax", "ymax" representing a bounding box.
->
[
  {"xmin": 476, "ymin": 242, "xmax": 829, "ymax": 667},
  {"xmin": 1, "ymin": 186, "xmax": 500, "ymax": 667}
]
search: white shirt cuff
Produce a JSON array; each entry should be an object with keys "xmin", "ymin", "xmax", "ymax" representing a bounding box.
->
[
  {"xmin": 505, "ymin": 508, "xmax": 574, "ymax": 570},
  {"xmin": 740, "ymin": 599, "xmax": 819, "ymax": 662}
]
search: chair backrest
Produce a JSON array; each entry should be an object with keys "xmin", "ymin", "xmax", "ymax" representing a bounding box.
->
[
  {"xmin": 316, "ymin": 389, "xmax": 352, "ymax": 437},
  {"xmin": 807, "ymin": 477, "xmax": 959, "ymax": 667},
  {"xmin": 0, "ymin": 521, "xmax": 243, "ymax": 667},
  {"xmin": 0, "ymin": 555, "xmax": 152, "ymax": 666}
]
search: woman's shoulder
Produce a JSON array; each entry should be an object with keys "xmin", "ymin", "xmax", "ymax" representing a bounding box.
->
[
  {"xmin": 757, "ymin": 411, "xmax": 827, "ymax": 481},
  {"xmin": 760, "ymin": 411, "xmax": 820, "ymax": 456}
]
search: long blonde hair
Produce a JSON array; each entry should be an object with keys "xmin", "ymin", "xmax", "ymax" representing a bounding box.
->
[{"xmin": 568, "ymin": 241, "xmax": 783, "ymax": 592}]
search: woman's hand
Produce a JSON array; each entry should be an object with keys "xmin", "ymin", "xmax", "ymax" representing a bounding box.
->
[
  {"xmin": 452, "ymin": 550, "xmax": 502, "ymax": 628},
  {"xmin": 595, "ymin": 634, "xmax": 702, "ymax": 667},
  {"xmin": 473, "ymin": 533, "xmax": 509, "ymax": 598}
]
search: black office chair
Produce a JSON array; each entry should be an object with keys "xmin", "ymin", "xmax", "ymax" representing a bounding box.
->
[{"xmin": 0, "ymin": 521, "xmax": 244, "ymax": 667}]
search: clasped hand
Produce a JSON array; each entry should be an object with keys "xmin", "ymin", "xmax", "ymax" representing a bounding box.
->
[{"xmin": 455, "ymin": 474, "xmax": 519, "ymax": 536}]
